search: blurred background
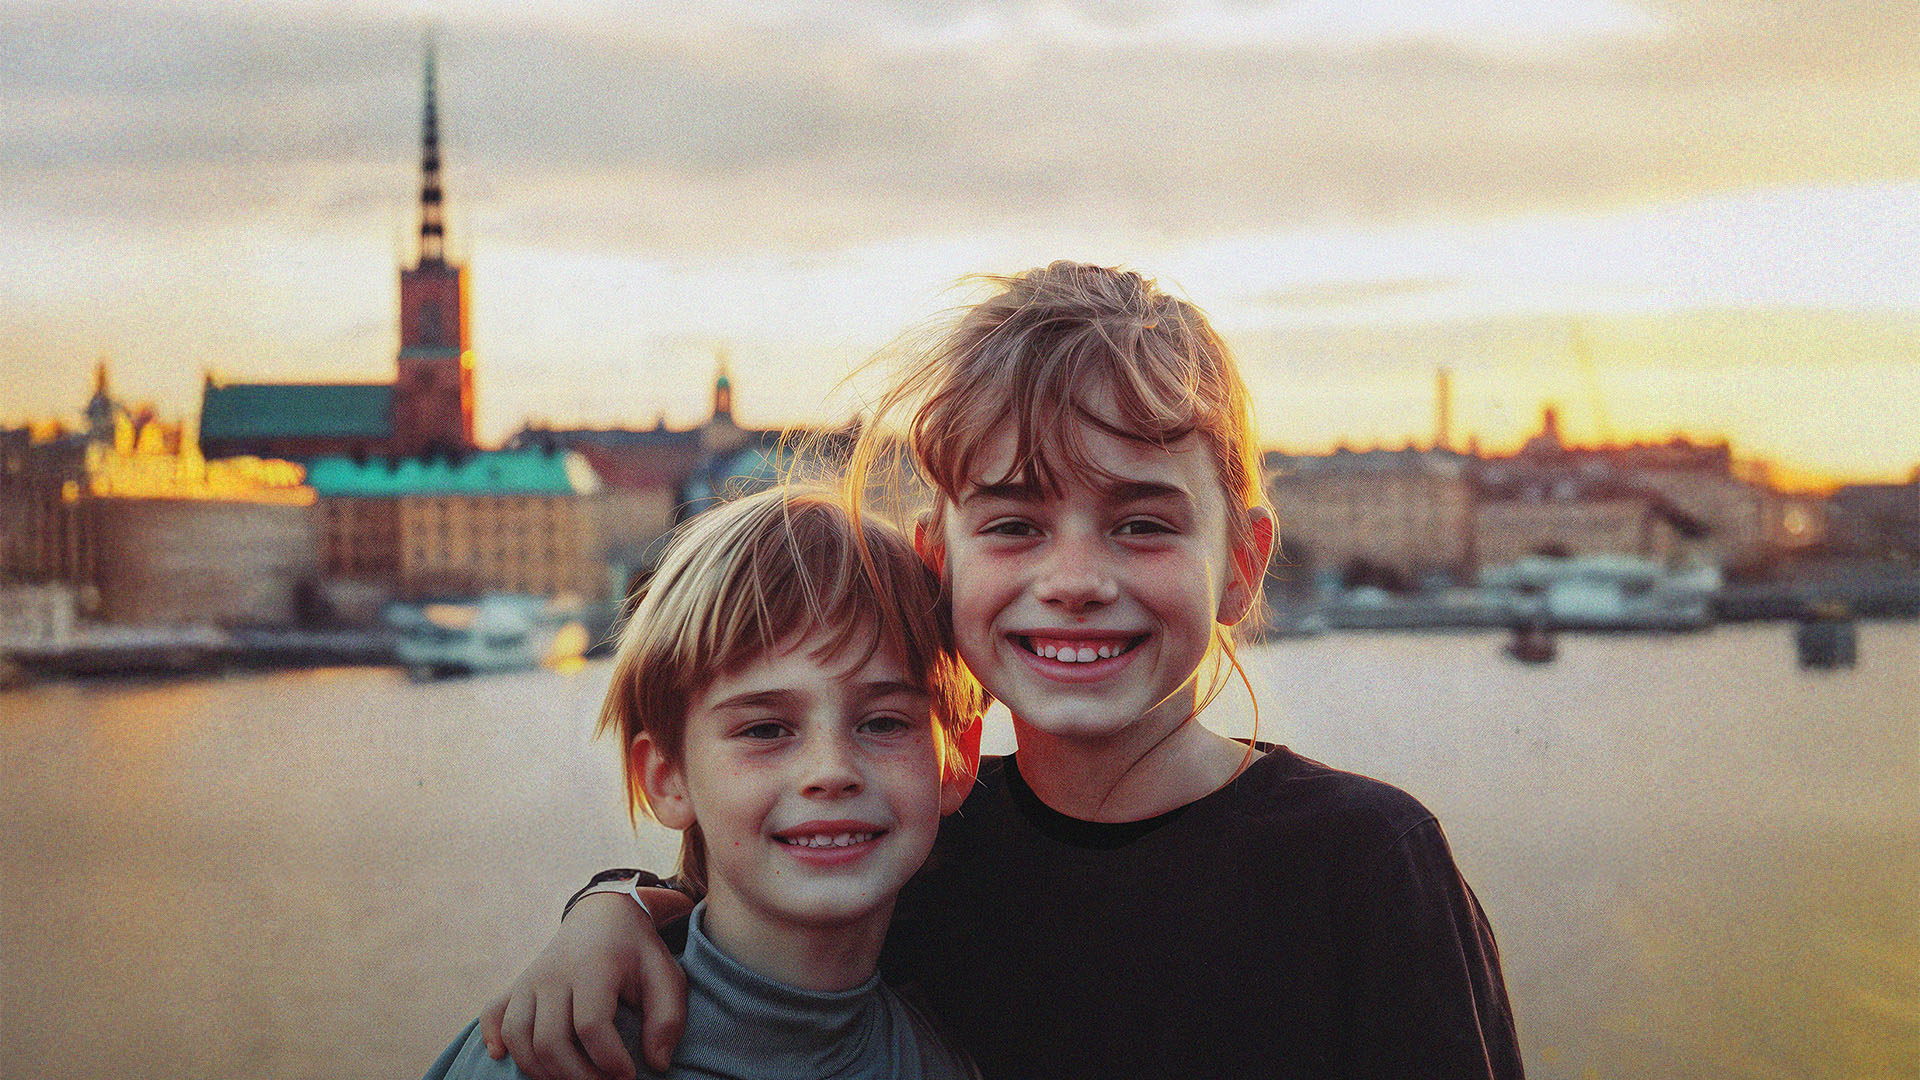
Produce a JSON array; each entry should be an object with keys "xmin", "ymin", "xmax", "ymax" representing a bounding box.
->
[{"xmin": 2, "ymin": 3, "xmax": 1914, "ymax": 1078}]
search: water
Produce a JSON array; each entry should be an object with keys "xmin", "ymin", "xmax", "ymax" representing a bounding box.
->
[{"xmin": 3, "ymin": 623, "xmax": 1914, "ymax": 1080}]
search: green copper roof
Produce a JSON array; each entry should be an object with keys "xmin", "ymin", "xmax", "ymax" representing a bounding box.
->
[
  {"xmin": 305, "ymin": 449, "xmax": 598, "ymax": 497},
  {"xmin": 200, "ymin": 382, "xmax": 393, "ymax": 440}
]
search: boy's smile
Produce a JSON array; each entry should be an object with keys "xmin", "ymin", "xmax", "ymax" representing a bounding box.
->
[{"xmin": 942, "ymin": 420, "xmax": 1261, "ymax": 753}]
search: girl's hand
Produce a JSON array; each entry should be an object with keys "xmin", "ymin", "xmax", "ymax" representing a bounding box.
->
[{"xmin": 478, "ymin": 891, "xmax": 689, "ymax": 1080}]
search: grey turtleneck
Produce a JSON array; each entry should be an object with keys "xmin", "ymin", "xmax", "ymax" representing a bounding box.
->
[{"xmin": 424, "ymin": 903, "xmax": 975, "ymax": 1080}]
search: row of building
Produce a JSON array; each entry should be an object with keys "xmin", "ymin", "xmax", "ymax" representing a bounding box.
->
[{"xmin": 1, "ymin": 365, "xmax": 777, "ymax": 634}]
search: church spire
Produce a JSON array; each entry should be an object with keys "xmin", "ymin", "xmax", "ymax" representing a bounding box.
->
[
  {"xmin": 417, "ymin": 34, "xmax": 445, "ymax": 267},
  {"xmin": 712, "ymin": 350, "xmax": 734, "ymax": 423}
]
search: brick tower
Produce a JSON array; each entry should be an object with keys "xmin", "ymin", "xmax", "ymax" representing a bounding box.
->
[{"xmin": 393, "ymin": 40, "xmax": 475, "ymax": 457}]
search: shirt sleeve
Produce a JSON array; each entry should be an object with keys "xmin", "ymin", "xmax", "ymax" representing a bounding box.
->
[
  {"xmin": 1337, "ymin": 818, "xmax": 1525, "ymax": 1080},
  {"xmin": 420, "ymin": 1019, "xmax": 533, "ymax": 1080}
]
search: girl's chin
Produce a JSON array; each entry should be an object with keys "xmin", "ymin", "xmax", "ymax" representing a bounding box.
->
[{"xmin": 1010, "ymin": 710, "xmax": 1149, "ymax": 742}]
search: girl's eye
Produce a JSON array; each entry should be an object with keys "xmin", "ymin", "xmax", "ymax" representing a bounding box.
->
[
  {"xmin": 1115, "ymin": 518, "xmax": 1173, "ymax": 537},
  {"xmin": 737, "ymin": 721, "xmax": 791, "ymax": 740}
]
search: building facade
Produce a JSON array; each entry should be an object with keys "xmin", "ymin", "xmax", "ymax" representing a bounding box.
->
[
  {"xmin": 2, "ymin": 368, "xmax": 320, "ymax": 626},
  {"xmin": 307, "ymin": 450, "xmax": 601, "ymax": 606},
  {"xmin": 1263, "ymin": 407, "xmax": 1823, "ymax": 588}
]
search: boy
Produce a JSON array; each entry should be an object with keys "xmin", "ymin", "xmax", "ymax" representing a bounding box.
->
[{"xmin": 425, "ymin": 487, "xmax": 980, "ymax": 1080}]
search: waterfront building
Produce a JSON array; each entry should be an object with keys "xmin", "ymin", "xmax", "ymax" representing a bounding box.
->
[
  {"xmin": 306, "ymin": 449, "xmax": 601, "ymax": 611},
  {"xmin": 199, "ymin": 42, "xmax": 475, "ymax": 462},
  {"xmin": 1826, "ymin": 476, "xmax": 1920, "ymax": 562},
  {"xmin": 1264, "ymin": 406, "xmax": 1819, "ymax": 589},
  {"xmin": 1499, "ymin": 406, "xmax": 1823, "ymax": 570},
  {"xmin": 2, "ymin": 365, "xmax": 320, "ymax": 626},
  {"xmin": 506, "ymin": 361, "xmax": 792, "ymax": 599},
  {"xmin": 1264, "ymin": 446, "xmax": 1476, "ymax": 590}
]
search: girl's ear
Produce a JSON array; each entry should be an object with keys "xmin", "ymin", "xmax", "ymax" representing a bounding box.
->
[
  {"xmin": 630, "ymin": 731, "xmax": 696, "ymax": 831},
  {"xmin": 1218, "ymin": 505, "xmax": 1277, "ymax": 626},
  {"xmin": 913, "ymin": 515, "xmax": 946, "ymax": 577}
]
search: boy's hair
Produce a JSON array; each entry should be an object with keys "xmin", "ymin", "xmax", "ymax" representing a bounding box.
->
[
  {"xmin": 597, "ymin": 485, "xmax": 981, "ymax": 893},
  {"xmin": 849, "ymin": 259, "xmax": 1270, "ymax": 570}
]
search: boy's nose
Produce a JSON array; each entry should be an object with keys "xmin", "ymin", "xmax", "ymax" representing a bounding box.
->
[{"xmin": 800, "ymin": 734, "xmax": 864, "ymax": 797}]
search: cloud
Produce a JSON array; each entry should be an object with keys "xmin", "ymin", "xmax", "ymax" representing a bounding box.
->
[{"xmin": 5, "ymin": 0, "xmax": 1919, "ymax": 255}]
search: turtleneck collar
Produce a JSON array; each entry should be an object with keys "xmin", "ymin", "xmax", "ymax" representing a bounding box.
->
[{"xmin": 675, "ymin": 902, "xmax": 890, "ymax": 1076}]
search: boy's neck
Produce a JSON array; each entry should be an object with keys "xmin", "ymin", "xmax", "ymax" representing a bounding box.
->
[
  {"xmin": 697, "ymin": 891, "xmax": 893, "ymax": 993},
  {"xmin": 1011, "ymin": 709, "xmax": 1248, "ymax": 822}
]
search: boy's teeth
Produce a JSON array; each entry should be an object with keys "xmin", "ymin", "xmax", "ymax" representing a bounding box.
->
[{"xmin": 783, "ymin": 832, "xmax": 877, "ymax": 848}]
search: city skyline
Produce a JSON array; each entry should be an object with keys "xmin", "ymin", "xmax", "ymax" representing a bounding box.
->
[{"xmin": 4, "ymin": 1, "xmax": 1918, "ymax": 485}]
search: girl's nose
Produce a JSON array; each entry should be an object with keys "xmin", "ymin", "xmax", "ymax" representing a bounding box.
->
[{"xmin": 1033, "ymin": 533, "xmax": 1120, "ymax": 612}]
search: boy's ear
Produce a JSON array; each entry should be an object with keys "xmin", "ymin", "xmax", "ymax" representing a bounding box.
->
[
  {"xmin": 913, "ymin": 516, "xmax": 945, "ymax": 577},
  {"xmin": 630, "ymin": 731, "xmax": 696, "ymax": 831},
  {"xmin": 1217, "ymin": 505, "xmax": 1277, "ymax": 626}
]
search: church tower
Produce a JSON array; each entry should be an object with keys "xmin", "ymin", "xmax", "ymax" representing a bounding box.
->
[{"xmin": 392, "ymin": 39, "xmax": 475, "ymax": 457}]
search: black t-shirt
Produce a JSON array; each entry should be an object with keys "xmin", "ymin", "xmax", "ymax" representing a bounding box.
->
[{"xmin": 880, "ymin": 747, "xmax": 1523, "ymax": 1079}]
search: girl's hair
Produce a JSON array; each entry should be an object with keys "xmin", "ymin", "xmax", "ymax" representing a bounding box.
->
[
  {"xmin": 597, "ymin": 485, "xmax": 982, "ymax": 893},
  {"xmin": 847, "ymin": 259, "xmax": 1269, "ymax": 597}
]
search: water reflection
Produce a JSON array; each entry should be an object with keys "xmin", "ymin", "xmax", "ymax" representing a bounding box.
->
[{"xmin": 2, "ymin": 624, "xmax": 1913, "ymax": 1079}]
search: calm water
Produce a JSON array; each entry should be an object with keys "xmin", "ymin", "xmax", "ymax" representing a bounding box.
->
[{"xmin": 3, "ymin": 624, "xmax": 1914, "ymax": 1080}]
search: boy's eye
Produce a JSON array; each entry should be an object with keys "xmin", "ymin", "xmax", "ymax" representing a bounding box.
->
[
  {"xmin": 859, "ymin": 714, "xmax": 913, "ymax": 736},
  {"xmin": 737, "ymin": 721, "xmax": 791, "ymax": 740},
  {"xmin": 982, "ymin": 519, "xmax": 1039, "ymax": 537}
]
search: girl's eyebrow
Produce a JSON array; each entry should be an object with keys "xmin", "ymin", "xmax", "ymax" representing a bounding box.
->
[
  {"xmin": 1100, "ymin": 479, "xmax": 1194, "ymax": 507},
  {"xmin": 960, "ymin": 479, "xmax": 1192, "ymax": 505},
  {"xmin": 959, "ymin": 481, "xmax": 1045, "ymax": 505}
]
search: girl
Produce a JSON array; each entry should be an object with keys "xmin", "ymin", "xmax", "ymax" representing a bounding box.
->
[{"xmin": 484, "ymin": 263, "xmax": 1521, "ymax": 1079}]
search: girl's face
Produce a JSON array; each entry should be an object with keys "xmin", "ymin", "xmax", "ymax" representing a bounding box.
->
[{"xmin": 938, "ymin": 419, "xmax": 1268, "ymax": 748}]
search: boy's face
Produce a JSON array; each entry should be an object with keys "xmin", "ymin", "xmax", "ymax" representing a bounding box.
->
[
  {"xmin": 640, "ymin": 632, "xmax": 959, "ymax": 942},
  {"xmin": 938, "ymin": 418, "xmax": 1266, "ymax": 748}
]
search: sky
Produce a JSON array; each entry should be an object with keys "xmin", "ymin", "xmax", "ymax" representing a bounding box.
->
[{"xmin": 2, "ymin": 0, "xmax": 1917, "ymax": 484}]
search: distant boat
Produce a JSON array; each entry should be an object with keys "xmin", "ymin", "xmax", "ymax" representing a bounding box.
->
[
  {"xmin": 385, "ymin": 594, "xmax": 585, "ymax": 678},
  {"xmin": 1480, "ymin": 555, "xmax": 1720, "ymax": 632},
  {"xmin": 1794, "ymin": 607, "xmax": 1858, "ymax": 670},
  {"xmin": 1504, "ymin": 621, "xmax": 1558, "ymax": 664}
]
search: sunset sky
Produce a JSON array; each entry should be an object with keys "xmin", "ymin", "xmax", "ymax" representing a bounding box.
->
[{"xmin": 3, "ymin": 0, "xmax": 1917, "ymax": 483}]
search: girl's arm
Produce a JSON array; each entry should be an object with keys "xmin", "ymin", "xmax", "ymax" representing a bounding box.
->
[{"xmin": 477, "ymin": 883, "xmax": 692, "ymax": 1080}]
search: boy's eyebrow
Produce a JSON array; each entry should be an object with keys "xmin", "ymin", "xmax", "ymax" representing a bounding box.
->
[
  {"xmin": 708, "ymin": 688, "xmax": 801, "ymax": 712},
  {"xmin": 851, "ymin": 679, "xmax": 933, "ymax": 703},
  {"xmin": 706, "ymin": 680, "xmax": 931, "ymax": 712}
]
